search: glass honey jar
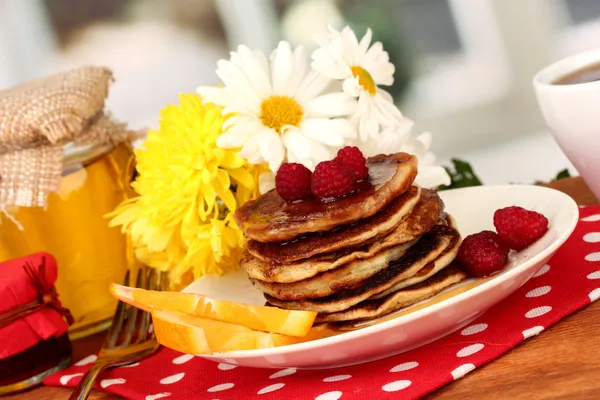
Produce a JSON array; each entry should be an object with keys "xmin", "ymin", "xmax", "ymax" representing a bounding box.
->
[{"xmin": 0, "ymin": 142, "xmax": 138, "ymax": 339}]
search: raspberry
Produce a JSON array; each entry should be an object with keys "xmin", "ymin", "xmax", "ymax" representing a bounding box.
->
[
  {"xmin": 493, "ymin": 206, "xmax": 549, "ymax": 250},
  {"xmin": 457, "ymin": 230, "xmax": 509, "ymax": 277},
  {"xmin": 275, "ymin": 163, "xmax": 312, "ymax": 201},
  {"xmin": 311, "ymin": 160, "xmax": 357, "ymax": 200},
  {"xmin": 335, "ymin": 146, "xmax": 369, "ymax": 181}
]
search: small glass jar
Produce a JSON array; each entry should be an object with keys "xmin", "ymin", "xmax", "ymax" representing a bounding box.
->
[
  {"xmin": 0, "ymin": 333, "xmax": 72, "ymax": 394},
  {"xmin": 0, "ymin": 142, "xmax": 138, "ymax": 339}
]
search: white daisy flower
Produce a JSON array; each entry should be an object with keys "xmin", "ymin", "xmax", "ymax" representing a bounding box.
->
[
  {"xmin": 198, "ymin": 41, "xmax": 357, "ymax": 174},
  {"xmin": 311, "ymin": 26, "xmax": 410, "ymax": 142},
  {"xmin": 358, "ymin": 130, "xmax": 451, "ymax": 189}
]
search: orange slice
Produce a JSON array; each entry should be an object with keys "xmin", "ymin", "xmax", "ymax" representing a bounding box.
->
[
  {"xmin": 110, "ymin": 284, "xmax": 317, "ymax": 337},
  {"xmin": 152, "ymin": 310, "xmax": 307, "ymax": 354},
  {"xmin": 152, "ymin": 310, "xmax": 341, "ymax": 354}
]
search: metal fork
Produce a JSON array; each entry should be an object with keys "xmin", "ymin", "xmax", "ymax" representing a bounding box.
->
[{"xmin": 70, "ymin": 267, "xmax": 163, "ymax": 400}]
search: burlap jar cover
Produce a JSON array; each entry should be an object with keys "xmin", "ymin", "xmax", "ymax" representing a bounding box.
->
[{"xmin": 0, "ymin": 66, "xmax": 137, "ymax": 210}]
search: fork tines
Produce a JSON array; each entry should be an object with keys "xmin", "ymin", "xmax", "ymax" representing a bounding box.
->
[{"xmin": 105, "ymin": 266, "xmax": 163, "ymax": 349}]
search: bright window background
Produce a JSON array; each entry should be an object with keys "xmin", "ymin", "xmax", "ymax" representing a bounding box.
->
[{"xmin": 1, "ymin": 0, "xmax": 599, "ymax": 185}]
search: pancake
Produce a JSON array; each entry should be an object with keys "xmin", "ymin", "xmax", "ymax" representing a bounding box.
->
[
  {"xmin": 241, "ymin": 190, "xmax": 444, "ymax": 283},
  {"xmin": 371, "ymin": 232, "xmax": 461, "ymax": 299},
  {"xmin": 316, "ymin": 265, "xmax": 468, "ymax": 323},
  {"xmin": 247, "ymin": 186, "xmax": 423, "ymax": 262},
  {"xmin": 265, "ymin": 225, "xmax": 460, "ymax": 313},
  {"xmin": 251, "ymin": 240, "xmax": 417, "ymax": 300},
  {"xmin": 234, "ymin": 152, "xmax": 418, "ymax": 242}
]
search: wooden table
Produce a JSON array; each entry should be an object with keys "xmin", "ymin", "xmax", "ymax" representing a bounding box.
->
[{"xmin": 9, "ymin": 177, "xmax": 599, "ymax": 400}]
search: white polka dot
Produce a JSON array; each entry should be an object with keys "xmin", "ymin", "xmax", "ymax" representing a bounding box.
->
[
  {"xmin": 522, "ymin": 326, "xmax": 544, "ymax": 338},
  {"xmin": 315, "ymin": 391, "xmax": 343, "ymax": 400},
  {"xmin": 121, "ymin": 362, "xmax": 140, "ymax": 368},
  {"xmin": 456, "ymin": 343, "xmax": 484, "ymax": 357},
  {"xmin": 218, "ymin": 363, "xmax": 237, "ymax": 370},
  {"xmin": 582, "ymin": 214, "xmax": 600, "ymax": 222},
  {"xmin": 269, "ymin": 368, "xmax": 296, "ymax": 379},
  {"xmin": 584, "ymin": 232, "xmax": 600, "ymax": 243},
  {"xmin": 207, "ymin": 383, "xmax": 234, "ymax": 393},
  {"xmin": 589, "ymin": 288, "xmax": 600, "ymax": 302},
  {"xmin": 586, "ymin": 252, "xmax": 600, "ymax": 262},
  {"xmin": 257, "ymin": 383, "xmax": 285, "ymax": 395},
  {"xmin": 451, "ymin": 363, "xmax": 475, "ymax": 380},
  {"xmin": 587, "ymin": 271, "xmax": 600, "ymax": 279},
  {"xmin": 100, "ymin": 378, "xmax": 126, "ymax": 388},
  {"xmin": 382, "ymin": 380, "xmax": 412, "ymax": 392},
  {"xmin": 59, "ymin": 373, "xmax": 83, "ymax": 385},
  {"xmin": 323, "ymin": 375, "xmax": 351, "ymax": 382},
  {"xmin": 525, "ymin": 306, "xmax": 552, "ymax": 318},
  {"xmin": 160, "ymin": 373, "xmax": 185, "ymax": 385},
  {"xmin": 533, "ymin": 264, "xmax": 550, "ymax": 277},
  {"xmin": 145, "ymin": 393, "xmax": 171, "ymax": 400},
  {"xmin": 172, "ymin": 354, "xmax": 194, "ymax": 364},
  {"xmin": 525, "ymin": 286, "xmax": 551, "ymax": 298},
  {"xmin": 74, "ymin": 354, "xmax": 97, "ymax": 366},
  {"xmin": 389, "ymin": 361, "xmax": 419, "ymax": 372},
  {"xmin": 461, "ymin": 323, "xmax": 488, "ymax": 335}
]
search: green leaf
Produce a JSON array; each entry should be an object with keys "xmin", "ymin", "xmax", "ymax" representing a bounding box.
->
[
  {"xmin": 533, "ymin": 168, "xmax": 571, "ymax": 185},
  {"xmin": 438, "ymin": 158, "xmax": 483, "ymax": 191},
  {"xmin": 555, "ymin": 168, "xmax": 571, "ymax": 180}
]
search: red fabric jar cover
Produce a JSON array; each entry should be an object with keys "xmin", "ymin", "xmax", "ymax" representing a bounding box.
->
[{"xmin": 0, "ymin": 252, "xmax": 72, "ymax": 359}]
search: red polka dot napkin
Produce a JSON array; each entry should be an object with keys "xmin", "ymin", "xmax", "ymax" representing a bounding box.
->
[{"xmin": 44, "ymin": 206, "xmax": 600, "ymax": 400}]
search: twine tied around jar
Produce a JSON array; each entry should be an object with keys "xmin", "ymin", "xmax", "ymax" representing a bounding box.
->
[
  {"xmin": 0, "ymin": 257, "xmax": 74, "ymax": 329},
  {"xmin": 0, "ymin": 66, "xmax": 141, "ymax": 213}
]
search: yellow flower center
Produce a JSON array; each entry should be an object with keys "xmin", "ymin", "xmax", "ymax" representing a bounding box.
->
[
  {"xmin": 260, "ymin": 96, "xmax": 303, "ymax": 133},
  {"xmin": 351, "ymin": 66, "xmax": 377, "ymax": 95}
]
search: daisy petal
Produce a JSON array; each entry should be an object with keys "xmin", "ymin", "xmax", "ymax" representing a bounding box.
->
[
  {"xmin": 341, "ymin": 26, "xmax": 360, "ymax": 65},
  {"xmin": 367, "ymin": 62, "xmax": 395, "ymax": 86},
  {"xmin": 258, "ymin": 172, "xmax": 275, "ymax": 194},
  {"xmin": 300, "ymin": 119, "xmax": 346, "ymax": 147},
  {"xmin": 363, "ymin": 41, "xmax": 384, "ymax": 65},
  {"xmin": 238, "ymin": 136, "xmax": 264, "ymax": 164},
  {"xmin": 399, "ymin": 137, "xmax": 428, "ymax": 158},
  {"xmin": 218, "ymin": 120, "xmax": 264, "ymax": 148},
  {"xmin": 282, "ymin": 128, "xmax": 331, "ymax": 170},
  {"xmin": 216, "ymin": 60, "xmax": 261, "ymax": 106},
  {"xmin": 287, "ymin": 46, "xmax": 309, "ymax": 97},
  {"xmin": 414, "ymin": 165, "xmax": 451, "ymax": 188},
  {"xmin": 342, "ymin": 76, "xmax": 361, "ymax": 97},
  {"xmin": 420, "ymin": 151, "xmax": 437, "ymax": 166},
  {"xmin": 197, "ymin": 86, "xmax": 231, "ymax": 107},
  {"xmin": 374, "ymin": 91, "xmax": 404, "ymax": 123},
  {"xmin": 357, "ymin": 28, "xmax": 373, "ymax": 59},
  {"xmin": 295, "ymin": 70, "xmax": 331, "ymax": 104},
  {"xmin": 305, "ymin": 92, "xmax": 357, "ymax": 118},
  {"xmin": 222, "ymin": 115, "xmax": 255, "ymax": 130},
  {"xmin": 282, "ymin": 128, "xmax": 311, "ymax": 164},
  {"xmin": 272, "ymin": 41, "xmax": 293, "ymax": 95},
  {"xmin": 257, "ymin": 128, "xmax": 285, "ymax": 171},
  {"xmin": 236, "ymin": 45, "xmax": 272, "ymax": 97},
  {"xmin": 414, "ymin": 131, "xmax": 433, "ymax": 149}
]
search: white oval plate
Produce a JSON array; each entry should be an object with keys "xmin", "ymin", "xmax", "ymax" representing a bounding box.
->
[{"xmin": 183, "ymin": 185, "xmax": 578, "ymax": 369}]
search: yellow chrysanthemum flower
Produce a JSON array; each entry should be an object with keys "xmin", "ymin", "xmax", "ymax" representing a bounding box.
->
[{"xmin": 108, "ymin": 93, "xmax": 264, "ymax": 285}]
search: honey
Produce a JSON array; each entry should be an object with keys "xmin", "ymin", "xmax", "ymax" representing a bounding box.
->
[{"xmin": 0, "ymin": 143, "xmax": 137, "ymax": 338}]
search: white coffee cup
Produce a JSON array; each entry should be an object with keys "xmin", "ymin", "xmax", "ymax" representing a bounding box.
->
[{"xmin": 533, "ymin": 47, "xmax": 600, "ymax": 200}]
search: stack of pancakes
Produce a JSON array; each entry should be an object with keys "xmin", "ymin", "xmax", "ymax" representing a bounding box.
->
[{"xmin": 235, "ymin": 153, "xmax": 469, "ymax": 328}]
